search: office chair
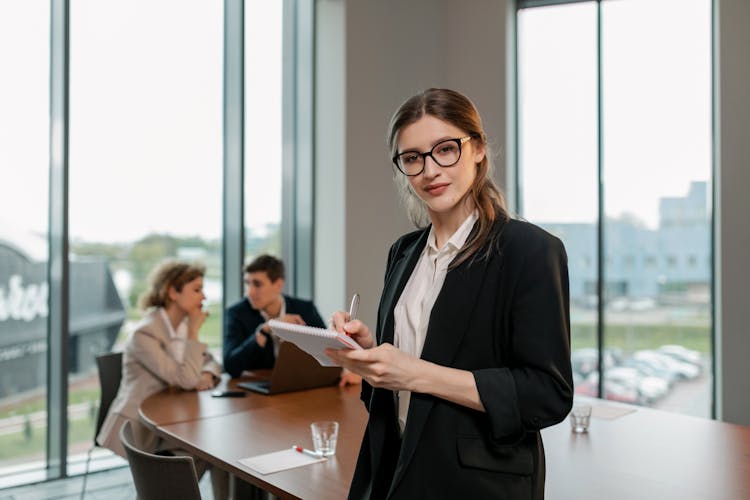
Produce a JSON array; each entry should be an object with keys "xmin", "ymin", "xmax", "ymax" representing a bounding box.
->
[
  {"xmin": 80, "ymin": 351, "xmax": 123, "ymax": 499},
  {"xmin": 120, "ymin": 420, "xmax": 202, "ymax": 500}
]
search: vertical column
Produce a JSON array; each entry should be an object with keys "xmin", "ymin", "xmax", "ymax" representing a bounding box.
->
[
  {"xmin": 313, "ymin": 0, "xmax": 345, "ymax": 318},
  {"xmin": 717, "ymin": 0, "xmax": 750, "ymax": 425},
  {"xmin": 47, "ymin": 0, "xmax": 69, "ymax": 478},
  {"xmin": 281, "ymin": 0, "xmax": 296, "ymax": 293},
  {"xmin": 506, "ymin": 0, "xmax": 519, "ymax": 213},
  {"xmin": 283, "ymin": 0, "xmax": 315, "ymax": 298},
  {"xmin": 223, "ymin": 0, "xmax": 245, "ymax": 306},
  {"xmin": 595, "ymin": 1, "xmax": 605, "ymax": 399}
]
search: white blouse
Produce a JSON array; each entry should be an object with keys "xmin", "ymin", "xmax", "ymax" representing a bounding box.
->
[
  {"xmin": 158, "ymin": 307, "xmax": 188, "ymax": 363},
  {"xmin": 393, "ymin": 211, "xmax": 478, "ymax": 433}
]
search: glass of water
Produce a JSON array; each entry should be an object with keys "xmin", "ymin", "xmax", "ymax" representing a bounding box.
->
[
  {"xmin": 311, "ymin": 421, "xmax": 339, "ymax": 457},
  {"xmin": 570, "ymin": 404, "xmax": 592, "ymax": 433}
]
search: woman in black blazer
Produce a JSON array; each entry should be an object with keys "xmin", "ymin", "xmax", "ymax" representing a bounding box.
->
[{"xmin": 327, "ymin": 88, "xmax": 573, "ymax": 500}]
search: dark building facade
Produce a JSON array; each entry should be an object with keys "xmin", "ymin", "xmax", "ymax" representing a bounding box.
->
[{"xmin": 0, "ymin": 238, "xmax": 125, "ymax": 398}]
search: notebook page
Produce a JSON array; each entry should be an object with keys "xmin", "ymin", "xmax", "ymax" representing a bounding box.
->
[{"xmin": 268, "ymin": 320, "xmax": 362, "ymax": 366}]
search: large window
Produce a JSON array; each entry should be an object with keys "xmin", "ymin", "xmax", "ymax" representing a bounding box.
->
[
  {"xmin": 0, "ymin": 0, "xmax": 292, "ymax": 487},
  {"xmin": 66, "ymin": 0, "xmax": 224, "ymax": 471},
  {"xmin": 518, "ymin": 0, "xmax": 713, "ymax": 417},
  {"xmin": 0, "ymin": 0, "xmax": 50, "ymax": 486},
  {"xmin": 245, "ymin": 0, "xmax": 284, "ymax": 259},
  {"xmin": 517, "ymin": 2, "xmax": 599, "ymax": 400}
]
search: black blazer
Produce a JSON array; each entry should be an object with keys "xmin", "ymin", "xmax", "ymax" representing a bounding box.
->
[
  {"xmin": 222, "ymin": 295, "xmax": 326, "ymax": 377},
  {"xmin": 348, "ymin": 218, "xmax": 574, "ymax": 500}
]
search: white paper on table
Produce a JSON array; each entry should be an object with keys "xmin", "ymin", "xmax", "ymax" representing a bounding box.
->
[
  {"xmin": 592, "ymin": 404, "xmax": 636, "ymax": 420},
  {"xmin": 238, "ymin": 448, "xmax": 326, "ymax": 475}
]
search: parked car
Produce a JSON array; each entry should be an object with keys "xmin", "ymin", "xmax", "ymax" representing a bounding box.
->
[
  {"xmin": 571, "ymin": 348, "xmax": 616, "ymax": 378},
  {"xmin": 633, "ymin": 350, "xmax": 700, "ymax": 380},
  {"xmin": 607, "ymin": 366, "xmax": 669, "ymax": 404},
  {"xmin": 577, "ymin": 372, "xmax": 641, "ymax": 405},
  {"xmin": 657, "ymin": 345, "xmax": 704, "ymax": 372},
  {"xmin": 621, "ymin": 357, "xmax": 677, "ymax": 387}
]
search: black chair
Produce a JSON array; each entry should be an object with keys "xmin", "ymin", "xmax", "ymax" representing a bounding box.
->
[
  {"xmin": 94, "ymin": 352, "xmax": 123, "ymax": 444},
  {"xmin": 80, "ymin": 351, "xmax": 123, "ymax": 499},
  {"xmin": 120, "ymin": 420, "xmax": 202, "ymax": 500}
]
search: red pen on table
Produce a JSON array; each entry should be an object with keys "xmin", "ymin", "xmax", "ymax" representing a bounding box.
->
[{"xmin": 292, "ymin": 445, "xmax": 322, "ymax": 458}]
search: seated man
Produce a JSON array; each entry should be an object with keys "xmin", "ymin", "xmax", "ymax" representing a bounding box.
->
[{"xmin": 223, "ymin": 255, "xmax": 360, "ymax": 386}]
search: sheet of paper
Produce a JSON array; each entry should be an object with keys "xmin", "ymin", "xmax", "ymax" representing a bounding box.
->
[
  {"xmin": 238, "ymin": 448, "xmax": 326, "ymax": 475},
  {"xmin": 592, "ymin": 404, "xmax": 636, "ymax": 420}
]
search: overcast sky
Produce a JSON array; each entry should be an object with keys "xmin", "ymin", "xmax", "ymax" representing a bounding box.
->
[
  {"xmin": 1, "ymin": 0, "xmax": 281, "ymax": 243},
  {"xmin": 519, "ymin": 0, "xmax": 711, "ymax": 229}
]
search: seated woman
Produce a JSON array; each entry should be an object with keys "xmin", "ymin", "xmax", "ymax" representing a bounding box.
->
[{"xmin": 97, "ymin": 260, "xmax": 225, "ymax": 497}]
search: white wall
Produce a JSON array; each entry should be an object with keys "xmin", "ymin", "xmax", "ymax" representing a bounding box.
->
[{"xmin": 315, "ymin": 0, "xmax": 750, "ymax": 425}]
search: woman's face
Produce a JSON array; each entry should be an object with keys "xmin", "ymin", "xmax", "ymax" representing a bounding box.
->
[
  {"xmin": 397, "ymin": 115, "xmax": 485, "ymax": 220},
  {"xmin": 169, "ymin": 276, "xmax": 205, "ymax": 314}
]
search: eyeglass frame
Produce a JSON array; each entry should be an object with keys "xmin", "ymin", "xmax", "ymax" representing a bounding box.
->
[{"xmin": 392, "ymin": 135, "xmax": 475, "ymax": 177}]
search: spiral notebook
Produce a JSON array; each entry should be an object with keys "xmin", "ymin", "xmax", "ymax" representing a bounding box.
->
[{"xmin": 267, "ymin": 319, "xmax": 362, "ymax": 367}]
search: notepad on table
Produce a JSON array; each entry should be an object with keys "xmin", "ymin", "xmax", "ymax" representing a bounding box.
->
[
  {"xmin": 591, "ymin": 404, "xmax": 636, "ymax": 420},
  {"xmin": 268, "ymin": 319, "xmax": 362, "ymax": 367},
  {"xmin": 238, "ymin": 448, "xmax": 326, "ymax": 475}
]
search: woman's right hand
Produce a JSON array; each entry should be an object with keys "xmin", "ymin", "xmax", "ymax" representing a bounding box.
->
[
  {"xmin": 195, "ymin": 372, "xmax": 215, "ymax": 391},
  {"xmin": 330, "ymin": 311, "xmax": 375, "ymax": 350},
  {"xmin": 187, "ymin": 308, "xmax": 209, "ymax": 341}
]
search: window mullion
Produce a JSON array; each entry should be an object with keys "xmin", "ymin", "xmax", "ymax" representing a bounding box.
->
[{"xmin": 47, "ymin": 0, "xmax": 70, "ymax": 479}]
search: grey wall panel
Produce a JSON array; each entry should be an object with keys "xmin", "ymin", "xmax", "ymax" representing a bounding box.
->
[
  {"xmin": 717, "ymin": 0, "xmax": 750, "ymax": 425},
  {"xmin": 314, "ymin": 0, "xmax": 347, "ymax": 320},
  {"xmin": 344, "ymin": 0, "xmax": 443, "ymax": 327}
]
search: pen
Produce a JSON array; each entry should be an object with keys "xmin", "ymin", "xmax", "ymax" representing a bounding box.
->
[
  {"xmin": 348, "ymin": 293, "xmax": 360, "ymax": 321},
  {"xmin": 292, "ymin": 445, "xmax": 323, "ymax": 458}
]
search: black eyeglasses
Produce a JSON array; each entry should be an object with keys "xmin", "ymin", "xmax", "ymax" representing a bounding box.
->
[{"xmin": 392, "ymin": 136, "xmax": 473, "ymax": 176}]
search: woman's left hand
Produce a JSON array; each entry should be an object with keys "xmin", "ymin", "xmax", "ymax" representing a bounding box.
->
[
  {"xmin": 195, "ymin": 372, "xmax": 215, "ymax": 391},
  {"xmin": 326, "ymin": 343, "xmax": 421, "ymax": 392},
  {"xmin": 338, "ymin": 368, "xmax": 362, "ymax": 387}
]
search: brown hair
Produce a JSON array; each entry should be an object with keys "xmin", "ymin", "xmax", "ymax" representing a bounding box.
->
[
  {"xmin": 244, "ymin": 254, "xmax": 285, "ymax": 282},
  {"xmin": 139, "ymin": 260, "xmax": 206, "ymax": 310},
  {"xmin": 387, "ymin": 88, "xmax": 509, "ymax": 267}
]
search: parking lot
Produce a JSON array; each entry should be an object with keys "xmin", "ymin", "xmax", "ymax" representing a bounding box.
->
[
  {"xmin": 573, "ymin": 345, "xmax": 713, "ymax": 418},
  {"xmin": 652, "ymin": 364, "xmax": 711, "ymax": 418}
]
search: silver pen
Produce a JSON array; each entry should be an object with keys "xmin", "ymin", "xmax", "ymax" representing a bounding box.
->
[{"xmin": 348, "ymin": 293, "xmax": 360, "ymax": 321}]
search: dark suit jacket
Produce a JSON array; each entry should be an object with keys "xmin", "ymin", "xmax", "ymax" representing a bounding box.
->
[
  {"xmin": 222, "ymin": 295, "xmax": 326, "ymax": 377},
  {"xmin": 348, "ymin": 218, "xmax": 574, "ymax": 500}
]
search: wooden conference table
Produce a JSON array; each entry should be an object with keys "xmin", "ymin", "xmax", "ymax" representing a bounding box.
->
[
  {"xmin": 140, "ymin": 376, "xmax": 750, "ymax": 500},
  {"xmin": 140, "ymin": 373, "xmax": 367, "ymax": 499}
]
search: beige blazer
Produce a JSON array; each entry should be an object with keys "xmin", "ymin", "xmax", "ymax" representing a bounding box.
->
[{"xmin": 97, "ymin": 308, "xmax": 221, "ymax": 457}]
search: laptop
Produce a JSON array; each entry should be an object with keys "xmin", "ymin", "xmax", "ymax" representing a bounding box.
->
[{"xmin": 237, "ymin": 341, "xmax": 341, "ymax": 395}]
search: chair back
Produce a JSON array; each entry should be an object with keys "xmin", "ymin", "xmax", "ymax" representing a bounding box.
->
[
  {"xmin": 94, "ymin": 352, "xmax": 123, "ymax": 443},
  {"xmin": 120, "ymin": 421, "xmax": 202, "ymax": 500}
]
